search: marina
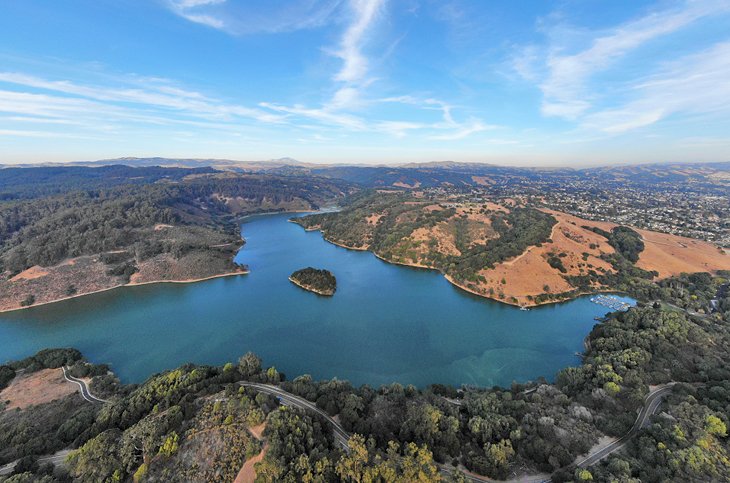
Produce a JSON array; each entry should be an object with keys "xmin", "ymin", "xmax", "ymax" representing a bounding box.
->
[{"xmin": 590, "ymin": 294, "xmax": 632, "ymax": 312}]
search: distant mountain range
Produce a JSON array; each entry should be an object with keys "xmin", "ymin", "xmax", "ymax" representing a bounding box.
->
[{"xmin": 3, "ymin": 157, "xmax": 728, "ymax": 191}]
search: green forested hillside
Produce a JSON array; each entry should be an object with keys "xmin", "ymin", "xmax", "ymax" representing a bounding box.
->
[
  {"xmin": 1, "ymin": 273, "xmax": 728, "ymax": 482},
  {"xmin": 294, "ymin": 192, "xmax": 556, "ymax": 283},
  {"xmin": 0, "ymin": 175, "xmax": 350, "ymax": 273},
  {"xmin": 0, "ymin": 166, "xmax": 353, "ymax": 311},
  {"xmin": 0, "ymin": 165, "xmax": 216, "ymax": 200}
]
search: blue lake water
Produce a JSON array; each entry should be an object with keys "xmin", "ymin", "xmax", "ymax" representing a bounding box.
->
[{"xmin": 0, "ymin": 213, "xmax": 634, "ymax": 388}]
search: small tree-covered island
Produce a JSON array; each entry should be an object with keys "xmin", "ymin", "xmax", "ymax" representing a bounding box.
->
[{"xmin": 289, "ymin": 267, "xmax": 337, "ymax": 296}]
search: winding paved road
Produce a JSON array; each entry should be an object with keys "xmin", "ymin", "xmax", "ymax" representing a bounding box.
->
[
  {"xmin": 240, "ymin": 382, "xmax": 350, "ymax": 450},
  {"xmin": 62, "ymin": 366, "xmax": 108, "ymax": 404},
  {"xmin": 576, "ymin": 383, "xmax": 676, "ymax": 468},
  {"xmin": 243, "ymin": 381, "xmax": 678, "ymax": 480},
  {"xmin": 240, "ymin": 382, "xmax": 519, "ymax": 483},
  {"xmin": 0, "ymin": 450, "xmax": 71, "ymax": 477}
]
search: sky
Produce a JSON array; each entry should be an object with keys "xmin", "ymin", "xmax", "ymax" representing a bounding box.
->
[{"xmin": 0, "ymin": 0, "xmax": 729, "ymax": 166}]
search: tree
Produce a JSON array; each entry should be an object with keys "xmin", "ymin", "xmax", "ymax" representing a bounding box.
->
[
  {"xmin": 399, "ymin": 442, "xmax": 441, "ymax": 482},
  {"xmin": 575, "ymin": 468, "xmax": 593, "ymax": 481},
  {"xmin": 12, "ymin": 456, "xmax": 38, "ymax": 475},
  {"xmin": 238, "ymin": 352, "xmax": 261, "ymax": 378},
  {"xmin": 20, "ymin": 294, "xmax": 35, "ymax": 307},
  {"xmin": 266, "ymin": 366, "xmax": 281, "ymax": 383},
  {"xmin": 705, "ymin": 415, "xmax": 727, "ymax": 437},
  {"xmin": 68, "ymin": 430, "xmax": 124, "ymax": 483},
  {"xmin": 603, "ymin": 381, "xmax": 621, "ymax": 396},
  {"xmin": 335, "ymin": 434, "xmax": 370, "ymax": 481},
  {"xmin": 484, "ymin": 439, "xmax": 515, "ymax": 479},
  {"xmin": 158, "ymin": 432, "xmax": 179, "ymax": 457}
]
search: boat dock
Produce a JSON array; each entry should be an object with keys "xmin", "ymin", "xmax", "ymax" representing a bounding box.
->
[{"xmin": 590, "ymin": 294, "xmax": 631, "ymax": 312}]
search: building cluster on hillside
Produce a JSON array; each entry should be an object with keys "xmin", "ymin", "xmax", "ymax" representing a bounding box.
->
[
  {"xmin": 416, "ymin": 181, "xmax": 730, "ymax": 248},
  {"xmin": 540, "ymin": 188, "xmax": 729, "ymax": 247}
]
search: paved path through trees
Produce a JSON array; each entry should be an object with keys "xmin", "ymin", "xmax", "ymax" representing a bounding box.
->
[
  {"xmin": 62, "ymin": 366, "xmax": 108, "ymax": 404},
  {"xmin": 576, "ymin": 383, "xmax": 676, "ymax": 468}
]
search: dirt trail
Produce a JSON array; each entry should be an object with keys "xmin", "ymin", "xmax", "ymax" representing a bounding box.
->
[
  {"xmin": 247, "ymin": 423, "xmax": 266, "ymax": 440},
  {"xmin": 234, "ymin": 443, "xmax": 268, "ymax": 483},
  {"xmin": 232, "ymin": 423, "xmax": 268, "ymax": 483},
  {"xmin": 10, "ymin": 266, "xmax": 49, "ymax": 281}
]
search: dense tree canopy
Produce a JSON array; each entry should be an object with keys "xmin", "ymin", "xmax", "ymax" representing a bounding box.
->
[{"xmin": 1, "ymin": 273, "xmax": 729, "ymax": 482}]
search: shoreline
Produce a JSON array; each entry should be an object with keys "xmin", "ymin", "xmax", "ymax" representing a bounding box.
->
[
  {"xmin": 442, "ymin": 273, "xmax": 595, "ymax": 309},
  {"xmin": 292, "ymin": 220, "xmax": 371, "ymax": 251},
  {"xmin": 241, "ymin": 209, "xmax": 313, "ymax": 222},
  {"xmin": 303, "ymin": 226, "xmax": 619, "ymax": 309},
  {"xmin": 1, "ymin": 210, "xmax": 329, "ymax": 316},
  {"xmin": 324, "ymin": 237, "xmax": 370, "ymax": 251},
  {"xmin": 0, "ymin": 269, "xmax": 249, "ymax": 315},
  {"xmin": 288, "ymin": 276, "xmax": 335, "ymax": 296}
]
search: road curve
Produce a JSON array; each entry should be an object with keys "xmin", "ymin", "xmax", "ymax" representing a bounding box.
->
[
  {"xmin": 240, "ymin": 382, "xmax": 350, "ymax": 450},
  {"xmin": 62, "ymin": 366, "xmax": 108, "ymax": 404},
  {"xmin": 240, "ymin": 382, "xmax": 514, "ymax": 483},
  {"xmin": 576, "ymin": 383, "xmax": 676, "ymax": 468},
  {"xmin": 0, "ymin": 449, "xmax": 71, "ymax": 476}
]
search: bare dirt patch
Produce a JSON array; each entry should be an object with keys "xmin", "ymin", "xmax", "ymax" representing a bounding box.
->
[
  {"xmin": 1, "ymin": 368, "xmax": 76, "ymax": 410},
  {"xmin": 366, "ymin": 213, "xmax": 384, "ymax": 225},
  {"xmin": 463, "ymin": 211, "xmax": 616, "ymax": 305},
  {"xmin": 233, "ymin": 423, "xmax": 267, "ymax": 483},
  {"xmin": 393, "ymin": 181, "xmax": 421, "ymax": 188},
  {"xmin": 0, "ymin": 256, "xmax": 120, "ymax": 313},
  {"xmin": 471, "ymin": 175, "xmax": 494, "ymax": 186},
  {"xmin": 234, "ymin": 442, "xmax": 268, "ymax": 483},
  {"xmin": 479, "ymin": 249, "xmax": 574, "ymax": 305},
  {"xmin": 424, "ymin": 204, "xmax": 444, "ymax": 212},
  {"xmin": 411, "ymin": 224, "xmax": 461, "ymax": 257},
  {"xmin": 10, "ymin": 266, "xmax": 50, "ymax": 282},
  {"xmin": 636, "ymin": 230, "xmax": 730, "ymax": 278},
  {"xmin": 247, "ymin": 423, "xmax": 266, "ymax": 441},
  {"xmin": 541, "ymin": 209, "xmax": 617, "ymax": 233}
]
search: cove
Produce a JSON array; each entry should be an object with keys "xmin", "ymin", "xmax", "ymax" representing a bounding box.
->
[{"xmin": 0, "ymin": 213, "xmax": 634, "ymax": 388}]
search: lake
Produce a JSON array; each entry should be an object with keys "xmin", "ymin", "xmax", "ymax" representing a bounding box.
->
[{"xmin": 0, "ymin": 213, "xmax": 634, "ymax": 388}]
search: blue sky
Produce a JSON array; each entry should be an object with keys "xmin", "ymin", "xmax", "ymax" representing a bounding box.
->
[{"xmin": 1, "ymin": 0, "xmax": 729, "ymax": 165}]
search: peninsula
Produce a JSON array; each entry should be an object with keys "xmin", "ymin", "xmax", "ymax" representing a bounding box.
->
[
  {"xmin": 293, "ymin": 191, "xmax": 730, "ymax": 307},
  {"xmin": 289, "ymin": 267, "xmax": 337, "ymax": 296},
  {"xmin": 0, "ymin": 166, "xmax": 354, "ymax": 312}
]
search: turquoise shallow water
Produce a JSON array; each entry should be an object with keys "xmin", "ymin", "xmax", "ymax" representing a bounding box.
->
[{"xmin": 0, "ymin": 213, "xmax": 634, "ymax": 388}]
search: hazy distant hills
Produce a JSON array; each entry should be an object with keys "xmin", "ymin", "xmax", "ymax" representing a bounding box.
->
[
  {"xmin": 4, "ymin": 157, "xmax": 728, "ymax": 191},
  {"xmin": 71, "ymin": 156, "xmax": 314, "ymax": 171},
  {"xmin": 307, "ymin": 161, "xmax": 730, "ymax": 191}
]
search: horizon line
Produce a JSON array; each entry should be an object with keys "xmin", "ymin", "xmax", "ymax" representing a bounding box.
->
[{"xmin": 1, "ymin": 156, "xmax": 729, "ymax": 171}]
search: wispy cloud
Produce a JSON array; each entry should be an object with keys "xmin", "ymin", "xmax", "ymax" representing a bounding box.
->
[
  {"xmin": 378, "ymin": 96, "xmax": 498, "ymax": 140},
  {"xmin": 583, "ymin": 41, "xmax": 730, "ymax": 133},
  {"xmin": 0, "ymin": 72, "xmax": 283, "ymax": 123},
  {"xmin": 320, "ymin": 0, "xmax": 387, "ymax": 112},
  {"xmin": 374, "ymin": 120, "xmax": 426, "ymax": 138},
  {"xmin": 252, "ymin": 1, "xmax": 385, "ymax": 130},
  {"xmin": 259, "ymin": 102, "xmax": 366, "ymax": 130},
  {"xmin": 430, "ymin": 120, "xmax": 495, "ymax": 140},
  {"xmin": 514, "ymin": 0, "xmax": 730, "ymax": 120},
  {"xmin": 0, "ymin": 128, "xmax": 96, "ymax": 139},
  {"xmin": 332, "ymin": 0, "xmax": 384, "ymax": 83},
  {"xmin": 166, "ymin": 0, "xmax": 343, "ymax": 34}
]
